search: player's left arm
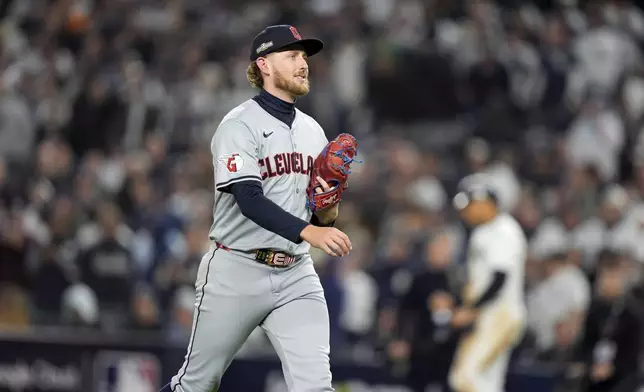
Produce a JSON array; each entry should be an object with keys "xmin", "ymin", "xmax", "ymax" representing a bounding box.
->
[
  {"xmin": 471, "ymin": 272, "xmax": 506, "ymax": 309},
  {"xmin": 454, "ymin": 233, "xmax": 518, "ymax": 328},
  {"xmin": 453, "ymin": 271, "xmax": 507, "ymax": 331},
  {"xmin": 471, "ymin": 236, "xmax": 518, "ymax": 310}
]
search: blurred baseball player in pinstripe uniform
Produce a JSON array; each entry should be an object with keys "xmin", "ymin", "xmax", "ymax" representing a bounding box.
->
[{"xmin": 448, "ymin": 175, "xmax": 527, "ymax": 392}]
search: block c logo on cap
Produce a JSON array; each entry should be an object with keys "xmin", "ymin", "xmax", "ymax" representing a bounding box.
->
[{"xmin": 289, "ymin": 26, "xmax": 301, "ymax": 40}]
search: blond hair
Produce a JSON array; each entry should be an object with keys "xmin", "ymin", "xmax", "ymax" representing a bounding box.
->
[{"xmin": 246, "ymin": 62, "xmax": 264, "ymax": 89}]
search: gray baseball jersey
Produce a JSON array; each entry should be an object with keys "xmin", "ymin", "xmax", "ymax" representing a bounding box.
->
[{"xmin": 209, "ymin": 99, "xmax": 328, "ymax": 255}]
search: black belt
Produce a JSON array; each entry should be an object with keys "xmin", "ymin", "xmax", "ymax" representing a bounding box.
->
[{"xmin": 215, "ymin": 242, "xmax": 296, "ymax": 268}]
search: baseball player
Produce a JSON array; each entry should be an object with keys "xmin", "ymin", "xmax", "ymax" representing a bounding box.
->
[
  {"xmin": 448, "ymin": 175, "xmax": 527, "ymax": 392},
  {"xmin": 158, "ymin": 25, "xmax": 352, "ymax": 392}
]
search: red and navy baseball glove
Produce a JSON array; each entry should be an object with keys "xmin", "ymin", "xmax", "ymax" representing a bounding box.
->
[{"xmin": 306, "ymin": 133, "xmax": 360, "ymax": 212}]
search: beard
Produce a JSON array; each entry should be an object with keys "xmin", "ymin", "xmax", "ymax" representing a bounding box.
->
[{"xmin": 274, "ymin": 68, "xmax": 310, "ymax": 97}]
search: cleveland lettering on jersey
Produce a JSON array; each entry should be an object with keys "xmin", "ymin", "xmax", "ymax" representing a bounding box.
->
[
  {"xmin": 210, "ymin": 99, "xmax": 328, "ymax": 254},
  {"xmin": 259, "ymin": 153, "xmax": 314, "ymax": 179}
]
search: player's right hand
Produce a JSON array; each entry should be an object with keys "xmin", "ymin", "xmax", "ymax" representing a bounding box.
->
[{"xmin": 300, "ymin": 225, "xmax": 352, "ymax": 257}]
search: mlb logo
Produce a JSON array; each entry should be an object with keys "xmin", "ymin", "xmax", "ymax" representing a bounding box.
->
[{"xmin": 94, "ymin": 351, "xmax": 161, "ymax": 392}]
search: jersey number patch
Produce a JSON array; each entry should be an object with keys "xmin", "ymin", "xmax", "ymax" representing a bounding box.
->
[{"xmin": 219, "ymin": 153, "xmax": 245, "ymax": 173}]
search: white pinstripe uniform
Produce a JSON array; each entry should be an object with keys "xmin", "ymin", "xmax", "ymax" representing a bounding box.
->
[{"xmin": 449, "ymin": 213, "xmax": 528, "ymax": 392}]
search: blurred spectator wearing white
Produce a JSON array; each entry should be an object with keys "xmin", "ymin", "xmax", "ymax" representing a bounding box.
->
[
  {"xmin": 338, "ymin": 252, "xmax": 378, "ymax": 342},
  {"xmin": 568, "ymin": 2, "xmax": 641, "ymax": 103},
  {"xmin": 527, "ymin": 252, "xmax": 591, "ymax": 354},
  {"xmin": 566, "ymin": 97, "xmax": 625, "ymax": 183}
]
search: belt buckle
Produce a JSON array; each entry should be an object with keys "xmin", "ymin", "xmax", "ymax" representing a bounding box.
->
[{"xmin": 257, "ymin": 249, "xmax": 293, "ymax": 267}]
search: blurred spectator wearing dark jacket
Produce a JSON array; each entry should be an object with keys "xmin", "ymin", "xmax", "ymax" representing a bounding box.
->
[
  {"xmin": 317, "ymin": 256, "xmax": 346, "ymax": 348},
  {"xmin": 575, "ymin": 258, "xmax": 641, "ymax": 392},
  {"xmin": 65, "ymin": 76, "xmax": 127, "ymax": 158},
  {"xmin": 153, "ymin": 221, "xmax": 209, "ymax": 313},
  {"xmin": 371, "ymin": 235, "xmax": 417, "ymax": 345},
  {"xmin": 76, "ymin": 201, "xmax": 136, "ymax": 330},
  {"xmin": 31, "ymin": 244, "xmax": 72, "ymax": 324},
  {"xmin": 388, "ymin": 233, "xmax": 459, "ymax": 392},
  {"xmin": 0, "ymin": 209, "xmax": 33, "ymax": 291}
]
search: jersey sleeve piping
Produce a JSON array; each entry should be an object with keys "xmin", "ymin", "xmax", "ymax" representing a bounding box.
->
[{"xmin": 216, "ymin": 175, "xmax": 262, "ymax": 190}]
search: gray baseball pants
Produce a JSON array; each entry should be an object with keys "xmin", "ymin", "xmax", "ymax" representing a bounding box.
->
[{"xmin": 169, "ymin": 244, "xmax": 334, "ymax": 392}]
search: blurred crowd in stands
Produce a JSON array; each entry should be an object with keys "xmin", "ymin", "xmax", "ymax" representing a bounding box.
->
[{"xmin": 1, "ymin": 0, "xmax": 644, "ymax": 390}]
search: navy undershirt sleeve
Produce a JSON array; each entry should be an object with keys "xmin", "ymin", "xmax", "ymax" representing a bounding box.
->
[
  {"xmin": 472, "ymin": 271, "xmax": 506, "ymax": 308},
  {"xmin": 228, "ymin": 181, "xmax": 310, "ymax": 244}
]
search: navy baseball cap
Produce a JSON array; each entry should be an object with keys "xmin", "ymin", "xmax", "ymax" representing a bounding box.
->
[{"xmin": 250, "ymin": 25, "xmax": 324, "ymax": 61}]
